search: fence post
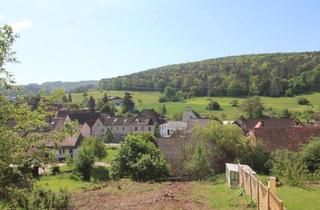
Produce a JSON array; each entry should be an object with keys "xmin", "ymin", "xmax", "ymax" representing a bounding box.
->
[
  {"xmin": 280, "ymin": 200, "xmax": 284, "ymax": 210},
  {"xmin": 267, "ymin": 188, "xmax": 270, "ymax": 210},
  {"xmin": 257, "ymin": 179, "xmax": 260, "ymax": 210},
  {"xmin": 249, "ymin": 172, "xmax": 252, "ymax": 198}
]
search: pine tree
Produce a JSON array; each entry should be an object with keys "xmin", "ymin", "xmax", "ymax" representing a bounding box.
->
[
  {"xmin": 68, "ymin": 93, "xmax": 72, "ymax": 102},
  {"xmin": 87, "ymin": 96, "xmax": 96, "ymax": 111}
]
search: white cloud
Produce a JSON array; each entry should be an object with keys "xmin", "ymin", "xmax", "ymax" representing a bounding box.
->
[{"xmin": 10, "ymin": 20, "xmax": 32, "ymax": 32}]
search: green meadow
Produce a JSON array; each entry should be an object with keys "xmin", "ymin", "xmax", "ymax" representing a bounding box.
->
[{"xmin": 71, "ymin": 91, "xmax": 320, "ymax": 120}]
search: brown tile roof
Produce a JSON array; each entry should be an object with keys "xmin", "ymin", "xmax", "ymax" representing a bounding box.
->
[
  {"xmin": 252, "ymin": 127, "xmax": 320, "ymax": 151},
  {"xmin": 136, "ymin": 109, "xmax": 164, "ymax": 124},
  {"xmin": 46, "ymin": 135, "xmax": 83, "ymax": 149},
  {"xmin": 57, "ymin": 110, "xmax": 101, "ymax": 127}
]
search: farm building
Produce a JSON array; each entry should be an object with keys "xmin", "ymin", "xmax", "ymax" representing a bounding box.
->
[{"xmin": 225, "ymin": 163, "xmax": 256, "ymax": 188}]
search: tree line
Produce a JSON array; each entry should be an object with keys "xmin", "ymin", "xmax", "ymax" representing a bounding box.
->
[{"xmin": 99, "ymin": 52, "xmax": 320, "ymax": 97}]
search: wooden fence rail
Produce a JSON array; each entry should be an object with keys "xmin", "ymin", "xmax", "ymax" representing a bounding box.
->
[{"xmin": 238, "ymin": 164, "xmax": 285, "ymax": 210}]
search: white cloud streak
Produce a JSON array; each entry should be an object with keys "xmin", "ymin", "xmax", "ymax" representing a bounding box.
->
[{"xmin": 10, "ymin": 19, "xmax": 32, "ymax": 32}]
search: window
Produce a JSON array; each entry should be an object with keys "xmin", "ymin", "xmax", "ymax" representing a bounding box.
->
[
  {"xmin": 117, "ymin": 127, "xmax": 119, "ymax": 130},
  {"xmin": 62, "ymin": 149, "xmax": 65, "ymax": 153},
  {"xmin": 135, "ymin": 127, "xmax": 138, "ymax": 131},
  {"xmin": 111, "ymin": 127, "xmax": 113, "ymax": 130},
  {"xmin": 102, "ymin": 129, "xmax": 104, "ymax": 132},
  {"xmin": 98, "ymin": 123, "xmax": 100, "ymax": 126},
  {"xmin": 123, "ymin": 127, "xmax": 125, "ymax": 130},
  {"xmin": 148, "ymin": 127, "xmax": 152, "ymax": 131}
]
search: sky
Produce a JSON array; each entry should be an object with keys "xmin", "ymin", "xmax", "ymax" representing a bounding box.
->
[{"xmin": 1, "ymin": 0, "xmax": 320, "ymax": 85}]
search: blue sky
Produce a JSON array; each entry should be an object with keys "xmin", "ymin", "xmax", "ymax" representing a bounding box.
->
[{"xmin": 1, "ymin": 0, "xmax": 320, "ymax": 85}]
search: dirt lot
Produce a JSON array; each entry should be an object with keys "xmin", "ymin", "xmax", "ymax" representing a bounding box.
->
[{"xmin": 70, "ymin": 181, "xmax": 209, "ymax": 210}]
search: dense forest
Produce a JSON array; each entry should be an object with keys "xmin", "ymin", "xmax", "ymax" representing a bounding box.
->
[{"xmin": 99, "ymin": 52, "xmax": 320, "ymax": 97}]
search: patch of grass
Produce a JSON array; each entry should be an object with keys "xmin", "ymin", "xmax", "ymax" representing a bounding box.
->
[
  {"xmin": 35, "ymin": 166, "xmax": 109, "ymax": 192},
  {"xmin": 181, "ymin": 175, "xmax": 255, "ymax": 210},
  {"xmin": 72, "ymin": 90, "xmax": 320, "ymax": 120},
  {"xmin": 276, "ymin": 183, "xmax": 320, "ymax": 210},
  {"xmin": 100, "ymin": 146, "xmax": 119, "ymax": 163},
  {"xmin": 35, "ymin": 173, "xmax": 96, "ymax": 192}
]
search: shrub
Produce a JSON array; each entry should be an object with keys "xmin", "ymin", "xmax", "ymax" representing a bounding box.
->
[
  {"xmin": 239, "ymin": 140, "xmax": 271, "ymax": 174},
  {"xmin": 297, "ymin": 97, "xmax": 310, "ymax": 105},
  {"xmin": 5, "ymin": 188, "xmax": 70, "ymax": 209},
  {"xmin": 271, "ymin": 149, "xmax": 307, "ymax": 186},
  {"xmin": 111, "ymin": 133, "xmax": 169, "ymax": 181},
  {"xmin": 74, "ymin": 137, "xmax": 107, "ymax": 181},
  {"xmin": 184, "ymin": 122, "xmax": 246, "ymax": 173},
  {"xmin": 158, "ymin": 96, "xmax": 168, "ymax": 103},
  {"xmin": 207, "ymin": 100, "xmax": 220, "ymax": 110},
  {"xmin": 229, "ymin": 99, "xmax": 239, "ymax": 107},
  {"xmin": 51, "ymin": 164, "xmax": 60, "ymax": 175},
  {"xmin": 184, "ymin": 145, "xmax": 213, "ymax": 180},
  {"xmin": 301, "ymin": 137, "xmax": 320, "ymax": 173}
]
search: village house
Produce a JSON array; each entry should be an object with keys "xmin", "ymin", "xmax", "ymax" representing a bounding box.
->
[
  {"xmin": 91, "ymin": 109, "xmax": 165, "ymax": 142},
  {"xmin": 51, "ymin": 110, "xmax": 101, "ymax": 136},
  {"xmin": 159, "ymin": 110, "xmax": 210, "ymax": 138},
  {"xmin": 46, "ymin": 135, "xmax": 84, "ymax": 160},
  {"xmin": 108, "ymin": 96, "xmax": 123, "ymax": 106},
  {"xmin": 233, "ymin": 116, "xmax": 304, "ymax": 134},
  {"xmin": 233, "ymin": 117, "xmax": 320, "ymax": 151}
]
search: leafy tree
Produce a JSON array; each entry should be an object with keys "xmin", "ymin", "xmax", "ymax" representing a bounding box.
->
[
  {"xmin": 102, "ymin": 92, "xmax": 108, "ymax": 104},
  {"xmin": 0, "ymin": 24, "xmax": 73, "ymax": 207},
  {"xmin": 164, "ymin": 86, "xmax": 176, "ymax": 99},
  {"xmin": 301, "ymin": 137, "xmax": 320, "ymax": 173},
  {"xmin": 184, "ymin": 145, "xmax": 213, "ymax": 180},
  {"xmin": 75, "ymin": 137, "xmax": 107, "ymax": 181},
  {"xmin": 240, "ymin": 96, "xmax": 264, "ymax": 118},
  {"xmin": 159, "ymin": 104, "xmax": 167, "ymax": 117},
  {"xmin": 0, "ymin": 25, "xmax": 17, "ymax": 88},
  {"xmin": 111, "ymin": 133, "xmax": 169, "ymax": 181},
  {"xmin": 271, "ymin": 149, "xmax": 307, "ymax": 186},
  {"xmin": 122, "ymin": 92, "xmax": 135, "ymax": 113},
  {"xmin": 68, "ymin": 93, "xmax": 72, "ymax": 102},
  {"xmin": 102, "ymin": 128, "xmax": 114, "ymax": 143},
  {"xmin": 207, "ymin": 100, "xmax": 220, "ymax": 110},
  {"xmin": 61, "ymin": 95, "xmax": 68, "ymax": 103},
  {"xmin": 184, "ymin": 122, "xmax": 246, "ymax": 173},
  {"xmin": 87, "ymin": 95, "xmax": 96, "ymax": 111},
  {"xmin": 100, "ymin": 102, "xmax": 117, "ymax": 115},
  {"xmin": 239, "ymin": 140, "xmax": 271, "ymax": 174},
  {"xmin": 279, "ymin": 108, "xmax": 291, "ymax": 117}
]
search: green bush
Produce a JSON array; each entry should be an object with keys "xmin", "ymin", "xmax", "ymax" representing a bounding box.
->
[
  {"xmin": 297, "ymin": 96, "xmax": 310, "ymax": 105},
  {"xmin": 75, "ymin": 137, "xmax": 107, "ymax": 181},
  {"xmin": 4, "ymin": 188, "xmax": 70, "ymax": 210},
  {"xmin": 184, "ymin": 145, "xmax": 214, "ymax": 180},
  {"xmin": 207, "ymin": 100, "xmax": 220, "ymax": 110},
  {"xmin": 239, "ymin": 140, "xmax": 271, "ymax": 174},
  {"xmin": 51, "ymin": 165, "xmax": 60, "ymax": 175},
  {"xmin": 111, "ymin": 133, "xmax": 169, "ymax": 181},
  {"xmin": 301, "ymin": 137, "xmax": 320, "ymax": 173},
  {"xmin": 271, "ymin": 149, "xmax": 307, "ymax": 186}
]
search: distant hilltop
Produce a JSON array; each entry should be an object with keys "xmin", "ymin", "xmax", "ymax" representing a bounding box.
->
[{"xmin": 5, "ymin": 80, "xmax": 98, "ymax": 95}]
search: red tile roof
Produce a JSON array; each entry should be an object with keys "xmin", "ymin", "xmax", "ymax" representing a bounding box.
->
[{"xmin": 253, "ymin": 127, "xmax": 320, "ymax": 151}]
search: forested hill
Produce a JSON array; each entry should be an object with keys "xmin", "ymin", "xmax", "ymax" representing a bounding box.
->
[
  {"xmin": 4, "ymin": 80, "xmax": 98, "ymax": 95},
  {"xmin": 99, "ymin": 52, "xmax": 320, "ymax": 97}
]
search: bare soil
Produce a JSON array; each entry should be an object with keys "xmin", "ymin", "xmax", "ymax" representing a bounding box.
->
[{"xmin": 70, "ymin": 181, "xmax": 210, "ymax": 210}]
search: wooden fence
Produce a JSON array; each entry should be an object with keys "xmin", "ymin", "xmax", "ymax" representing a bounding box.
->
[{"xmin": 238, "ymin": 164, "xmax": 285, "ymax": 210}]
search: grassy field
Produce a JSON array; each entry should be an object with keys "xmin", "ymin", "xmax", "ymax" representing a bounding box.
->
[{"xmin": 71, "ymin": 90, "xmax": 320, "ymax": 120}]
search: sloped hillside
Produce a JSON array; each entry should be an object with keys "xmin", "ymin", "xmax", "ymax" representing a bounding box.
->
[{"xmin": 99, "ymin": 52, "xmax": 320, "ymax": 97}]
